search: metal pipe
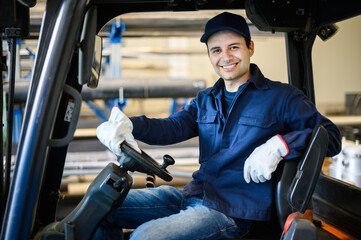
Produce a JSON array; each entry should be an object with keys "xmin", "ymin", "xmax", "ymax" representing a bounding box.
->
[{"xmin": 5, "ymin": 79, "xmax": 207, "ymax": 103}]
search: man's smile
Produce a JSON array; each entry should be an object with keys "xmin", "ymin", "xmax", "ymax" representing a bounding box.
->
[{"xmin": 220, "ymin": 62, "xmax": 238, "ymax": 71}]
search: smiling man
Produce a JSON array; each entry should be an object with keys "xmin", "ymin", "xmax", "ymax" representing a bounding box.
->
[
  {"xmin": 94, "ymin": 12, "xmax": 341, "ymax": 240},
  {"xmin": 207, "ymin": 29, "xmax": 253, "ymax": 91}
]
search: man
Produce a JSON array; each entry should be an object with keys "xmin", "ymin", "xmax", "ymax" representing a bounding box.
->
[{"xmin": 95, "ymin": 12, "xmax": 341, "ymax": 239}]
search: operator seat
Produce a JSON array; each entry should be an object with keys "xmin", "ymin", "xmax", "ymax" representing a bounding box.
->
[{"xmin": 243, "ymin": 125, "xmax": 329, "ymax": 240}]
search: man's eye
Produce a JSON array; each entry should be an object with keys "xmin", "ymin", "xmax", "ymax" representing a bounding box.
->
[
  {"xmin": 212, "ymin": 49, "xmax": 220, "ymax": 54},
  {"xmin": 231, "ymin": 46, "xmax": 238, "ymax": 50}
]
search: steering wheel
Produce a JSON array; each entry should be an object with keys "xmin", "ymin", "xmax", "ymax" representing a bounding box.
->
[{"xmin": 120, "ymin": 141, "xmax": 173, "ymax": 182}]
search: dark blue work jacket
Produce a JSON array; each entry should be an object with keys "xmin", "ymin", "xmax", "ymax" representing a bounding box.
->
[{"xmin": 131, "ymin": 64, "xmax": 341, "ymax": 221}]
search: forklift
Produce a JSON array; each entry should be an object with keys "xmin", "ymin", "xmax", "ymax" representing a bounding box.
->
[{"xmin": 0, "ymin": 0, "xmax": 360, "ymax": 239}]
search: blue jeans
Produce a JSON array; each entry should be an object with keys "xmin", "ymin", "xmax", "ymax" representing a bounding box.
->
[{"xmin": 93, "ymin": 185, "xmax": 252, "ymax": 240}]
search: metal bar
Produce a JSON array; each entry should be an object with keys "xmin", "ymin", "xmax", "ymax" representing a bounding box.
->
[
  {"xmin": 4, "ymin": 37, "xmax": 16, "ymax": 208},
  {"xmin": 0, "ymin": 0, "xmax": 87, "ymax": 238},
  {"xmin": 302, "ymin": 31, "xmax": 317, "ymax": 104},
  {"xmin": 285, "ymin": 31, "xmax": 317, "ymax": 104},
  {"xmin": 0, "ymin": 32, "xmax": 4, "ymax": 228},
  {"xmin": 35, "ymin": 54, "xmax": 81, "ymax": 227}
]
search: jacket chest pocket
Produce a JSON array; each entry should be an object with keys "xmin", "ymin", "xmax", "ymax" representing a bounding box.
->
[
  {"xmin": 196, "ymin": 113, "xmax": 217, "ymax": 135},
  {"xmin": 196, "ymin": 113, "xmax": 217, "ymax": 160},
  {"xmin": 238, "ymin": 116, "xmax": 276, "ymax": 128},
  {"xmin": 197, "ymin": 114, "xmax": 217, "ymax": 124}
]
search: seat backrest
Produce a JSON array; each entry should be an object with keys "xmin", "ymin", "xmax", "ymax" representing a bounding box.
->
[{"xmin": 275, "ymin": 125, "xmax": 329, "ymax": 228}]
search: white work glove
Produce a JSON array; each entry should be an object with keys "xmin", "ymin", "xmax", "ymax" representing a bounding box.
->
[
  {"xmin": 244, "ymin": 135, "xmax": 289, "ymax": 183},
  {"xmin": 97, "ymin": 106, "xmax": 141, "ymax": 156}
]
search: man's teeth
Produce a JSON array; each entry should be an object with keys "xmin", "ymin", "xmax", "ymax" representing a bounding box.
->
[{"xmin": 222, "ymin": 64, "xmax": 235, "ymax": 69}]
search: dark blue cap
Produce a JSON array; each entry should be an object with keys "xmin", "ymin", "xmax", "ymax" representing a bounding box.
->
[{"xmin": 200, "ymin": 12, "xmax": 251, "ymax": 43}]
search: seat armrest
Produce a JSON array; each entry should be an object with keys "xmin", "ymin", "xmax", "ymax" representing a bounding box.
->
[
  {"xmin": 288, "ymin": 125, "xmax": 329, "ymax": 213},
  {"xmin": 275, "ymin": 125, "xmax": 329, "ymax": 228}
]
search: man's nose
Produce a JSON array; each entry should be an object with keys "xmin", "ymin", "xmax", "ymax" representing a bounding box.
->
[{"xmin": 222, "ymin": 50, "xmax": 233, "ymax": 61}]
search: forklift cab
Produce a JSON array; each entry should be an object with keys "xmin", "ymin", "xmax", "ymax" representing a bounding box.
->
[
  {"xmin": 0, "ymin": 0, "xmax": 360, "ymax": 239},
  {"xmin": 34, "ymin": 125, "xmax": 329, "ymax": 240}
]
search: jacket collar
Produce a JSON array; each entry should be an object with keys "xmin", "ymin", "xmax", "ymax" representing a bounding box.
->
[{"xmin": 249, "ymin": 64, "xmax": 269, "ymax": 90}]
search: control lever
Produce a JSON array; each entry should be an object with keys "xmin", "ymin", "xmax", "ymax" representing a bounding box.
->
[
  {"xmin": 146, "ymin": 155, "xmax": 175, "ymax": 188},
  {"xmin": 161, "ymin": 154, "xmax": 175, "ymax": 169}
]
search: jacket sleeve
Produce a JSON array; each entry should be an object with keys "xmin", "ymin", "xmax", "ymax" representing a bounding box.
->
[
  {"xmin": 280, "ymin": 88, "xmax": 341, "ymax": 159},
  {"xmin": 130, "ymin": 98, "xmax": 199, "ymax": 145}
]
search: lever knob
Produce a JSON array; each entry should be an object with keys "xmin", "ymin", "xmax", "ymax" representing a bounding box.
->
[
  {"xmin": 113, "ymin": 177, "xmax": 127, "ymax": 192},
  {"xmin": 161, "ymin": 154, "xmax": 175, "ymax": 169}
]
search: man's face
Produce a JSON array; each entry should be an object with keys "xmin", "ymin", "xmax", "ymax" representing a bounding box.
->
[{"xmin": 207, "ymin": 30, "xmax": 254, "ymax": 87}]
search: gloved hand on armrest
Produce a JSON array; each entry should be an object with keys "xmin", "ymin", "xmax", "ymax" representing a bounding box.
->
[
  {"xmin": 97, "ymin": 106, "xmax": 141, "ymax": 156},
  {"xmin": 244, "ymin": 135, "xmax": 289, "ymax": 183}
]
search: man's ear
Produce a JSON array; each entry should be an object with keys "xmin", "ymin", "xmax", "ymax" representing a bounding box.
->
[{"xmin": 249, "ymin": 40, "xmax": 255, "ymax": 56}]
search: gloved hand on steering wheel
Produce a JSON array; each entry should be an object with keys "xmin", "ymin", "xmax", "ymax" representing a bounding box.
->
[
  {"xmin": 97, "ymin": 106, "xmax": 141, "ymax": 156},
  {"xmin": 244, "ymin": 135, "xmax": 289, "ymax": 183}
]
